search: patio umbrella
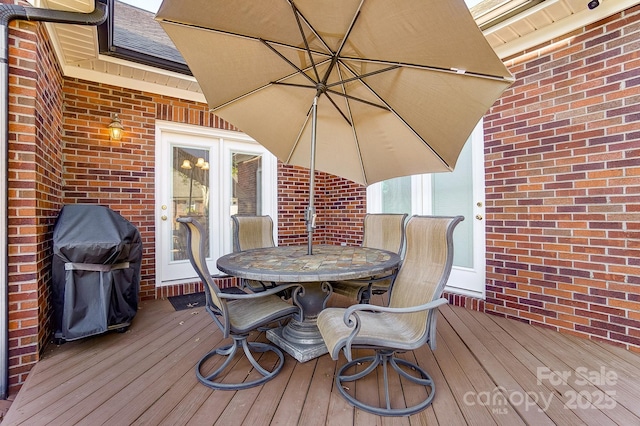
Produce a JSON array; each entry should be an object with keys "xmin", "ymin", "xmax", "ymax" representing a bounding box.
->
[{"xmin": 156, "ymin": 0, "xmax": 513, "ymax": 254}]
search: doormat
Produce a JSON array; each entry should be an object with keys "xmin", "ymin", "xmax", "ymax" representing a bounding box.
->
[{"xmin": 168, "ymin": 287, "xmax": 246, "ymax": 311}]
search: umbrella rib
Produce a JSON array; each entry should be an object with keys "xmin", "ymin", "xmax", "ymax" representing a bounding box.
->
[
  {"xmin": 212, "ymin": 57, "xmax": 334, "ymax": 111},
  {"xmin": 325, "ymin": 89, "xmax": 388, "ymax": 110},
  {"xmin": 325, "ymin": 64, "xmax": 400, "ymax": 89},
  {"xmin": 286, "ymin": 0, "xmax": 332, "ymax": 54},
  {"xmin": 273, "ymin": 82, "xmax": 317, "ymax": 90},
  {"xmin": 334, "ymin": 65, "xmax": 367, "ymax": 184},
  {"xmin": 260, "ymin": 39, "xmax": 319, "ymax": 87},
  {"xmin": 319, "ymin": 0, "xmax": 366, "ymax": 86},
  {"xmin": 160, "ymin": 20, "xmax": 330, "ymax": 58},
  {"xmin": 337, "ymin": 60, "xmax": 453, "ymax": 169},
  {"xmin": 290, "ymin": 2, "xmax": 321, "ymax": 83},
  {"xmin": 332, "ymin": 0, "xmax": 366, "ymax": 67},
  {"xmin": 323, "ymin": 93, "xmax": 353, "ymax": 126},
  {"xmin": 211, "ymin": 80, "xmax": 312, "ymax": 112},
  {"xmin": 341, "ymin": 57, "xmax": 514, "ymax": 82},
  {"xmin": 285, "ymin": 112, "xmax": 311, "ymax": 165},
  {"xmin": 269, "ymin": 71, "xmax": 377, "ymax": 118}
]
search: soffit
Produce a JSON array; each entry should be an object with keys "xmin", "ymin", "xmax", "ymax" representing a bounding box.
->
[
  {"xmin": 33, "ymin": 0, "xmax": 635, "ymax": 103},
  {"xmin": 475, "ymin": 0, "xmax": 640, "ymax": 58},
  {"xmin": 35, "ymin": 0, "xmax": 204, "ymax": 102}
]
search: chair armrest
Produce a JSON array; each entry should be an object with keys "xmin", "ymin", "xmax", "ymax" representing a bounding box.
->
[
  {"xmin": 342, "ymin": 298, "xmax": 448, "ymax": 327},
  {"xmin": 338, "ymin": 298, "xmax": 448, "ymax": 361}
]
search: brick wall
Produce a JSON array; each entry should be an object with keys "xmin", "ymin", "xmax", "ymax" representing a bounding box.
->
[
  {"xmin": 6, "ymin": 11, "xmax": 66, "ymax": 388},
  {"xmin": 32, "ymin": 18, "xmax": 65, "ymax": 381},
  {"xmin": 277, "ymin": 165, "xmax": 323, "ymax": 246},
  {"xmin": 473, "ymin": 6, "xmax": 640, "ymax": 352},
  {"xmin": 276, "ymin": 168, "xmax": 366, "ymax": 247},
  {"xmin": 320, "ymin": 175, "xmax": 366, "ymax": 247}
]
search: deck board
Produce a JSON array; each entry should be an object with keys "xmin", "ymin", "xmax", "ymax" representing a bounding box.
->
[
  {"xmin": 448, "ymin": 307, "xmax": 580, "ymax": 425},
  {"xmin": 435, "ymin": 315, "xmax": 525, "ymax": 426},
  {"xmin": 3, "ymin": 298, "xmax": 640, "ymax": 425},
  {"xmin": 481, "ymin": 310, "xmax": 628, "ymax": 419}
]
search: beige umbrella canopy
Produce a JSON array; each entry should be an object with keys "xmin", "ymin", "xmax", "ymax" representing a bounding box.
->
[{"xmin": 156, "ymin": 0, "xmax": 513, "ymax": 253}]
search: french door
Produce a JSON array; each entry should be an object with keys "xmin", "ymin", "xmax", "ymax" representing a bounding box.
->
[
  {"xmin": 155, "ymin": 121, "xmax": 277, "ymax": 286},
  {"xmin": 367, "ymin": 122, "xmax": 486, "ymax": 298}
]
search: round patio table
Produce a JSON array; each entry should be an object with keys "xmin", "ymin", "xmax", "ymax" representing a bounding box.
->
[{"xmin": 217, "ymin": 244, "xmax": 400, "ymax": 362}]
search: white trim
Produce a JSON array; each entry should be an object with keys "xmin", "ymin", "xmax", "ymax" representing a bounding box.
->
[
  {"xmin": 155, "ymin": 120, "xmax": 253, "ymax": 141},
  {"xmin": 97, "ymin": 54, "xmax": 198, "ymax": 82},
  {"xmin": 63, "ymin": 64, "xmax": 206, "ymax": 103},
  {"xmin": 444, "ymin": 281, "xmax": 486, "ymax": 299},
  {"xmin": 493, "ymin": 0, "xmax": 640, "ymax": 59},
  {"xmin": 484, "ymin": 0, "xmax": 563, "ymax": 36}
]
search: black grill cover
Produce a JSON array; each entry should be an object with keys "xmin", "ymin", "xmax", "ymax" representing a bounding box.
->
[{"xmin": 52, "ymin": 205, "xmax": 142, "ymax": 341}]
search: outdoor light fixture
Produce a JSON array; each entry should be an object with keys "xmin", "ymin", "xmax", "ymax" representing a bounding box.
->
[
  {"xmin": 108, "ymin": 114, "xmax": 124, "ymax": 141},
  {"xmin": 180, "ymin": 157, "xmax": 209, "ymax": 211},
  {"xmin": 195, "ymin": 158, "xmax": 209, "ymax": 170}
]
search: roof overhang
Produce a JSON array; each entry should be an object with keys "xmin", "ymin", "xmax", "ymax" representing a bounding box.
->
[{"xmin": 28, "ymin": 0, "xmax": 638, "ymax": 102}]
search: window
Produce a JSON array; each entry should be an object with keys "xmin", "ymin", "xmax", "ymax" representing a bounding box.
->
[{"xmin": 97, "ymin": 0, "xmax": 191, "ymax": 75}]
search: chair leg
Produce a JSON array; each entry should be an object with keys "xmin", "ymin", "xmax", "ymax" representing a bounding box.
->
[
  {"xmin": 336, "ymin": 350, "xmax": 435, "ymax": 416},
  {"xmin": 358, "ymin": 287, "xmax": 371, "ymax": 304},
  {"xmin": 196, "ymin": 334, "xmax": 285, "ymax": 390}
]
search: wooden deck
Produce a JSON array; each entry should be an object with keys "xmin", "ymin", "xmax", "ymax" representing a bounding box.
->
[{"xmin": 3, "ymin": 296, "xmax": 640, "ymax": 425}]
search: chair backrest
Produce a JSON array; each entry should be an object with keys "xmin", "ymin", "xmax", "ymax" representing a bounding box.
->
[
  {"xmin": 362, "ymin": 213, "xmax": 408, "ymax": 255},
  {"xmin": 177, "ymin": 217, "xmax": 229, "ymax": 332},
  {"xmin": 231, "ymin": 215, "xmax": 275, "ymax": 252},
  {"xmin": 389, "ymin": 215, "xmax": 463, "ymax": 338}
]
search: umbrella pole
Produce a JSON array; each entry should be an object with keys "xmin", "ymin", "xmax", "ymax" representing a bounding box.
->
[{"xmin": 306, "ymin": 96, "xmax": 319, "ymax": 255}]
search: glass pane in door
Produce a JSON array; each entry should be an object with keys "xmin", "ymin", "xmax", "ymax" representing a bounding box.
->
[
  {"xmin": 172, "ymin": 147, "xmax": 210, "ymax": 261},
  {"xmin": 231, "ymin": 152, "xmax": 262, "ymax": 215},
  {"xmin": 381, "ymin": 176, "xmax": 411, "ymax": 214},
  {"xmin": 432, "ymin": 140, "xmax": 473, "ymax": 268}
]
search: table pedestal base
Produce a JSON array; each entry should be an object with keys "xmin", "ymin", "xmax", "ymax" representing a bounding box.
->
[
  {"xmin": 266, "ymin": 325, "xmax": 327, "ymax": 363},
  {"xmin": 266, "ymin": 281, "xmax": 329, "ymax": 362}
]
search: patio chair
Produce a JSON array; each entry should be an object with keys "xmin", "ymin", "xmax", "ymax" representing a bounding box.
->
[
  {"xmin": 177, "ymin": 216, "xmax": 302, "ymax": 390},
  {"xmin": 231, "ymin": 215, "xmax": 278, "ymax": 292},
  {"xmin": 329, "ymin": 213, "xmax": 408, "ymax": 304},
  {"xmin": 317, "ymin": 215, "xmax": 463, "ymax": 416}
]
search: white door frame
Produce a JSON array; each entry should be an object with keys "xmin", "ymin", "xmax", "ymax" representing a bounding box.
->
[
  {"xmin": 367, "ymin": 121, "xmax": 486, "ymax": 298},
  {"xmin": 446, "ymin": 122, "xmax": 486, "ymax": 299},
  {"xmin": 154, "ymin": 120, "xmax": 277, "ymax": 287}
]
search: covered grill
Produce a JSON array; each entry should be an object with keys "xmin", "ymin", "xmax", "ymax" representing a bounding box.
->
[{"xmin": 52, "ymin": 205, "xmax": 142, "ymax": 342}]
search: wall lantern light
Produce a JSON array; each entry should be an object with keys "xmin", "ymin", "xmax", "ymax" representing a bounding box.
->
[{"xmin": 108, "ymin": 114, "xmax": 124, "ymax": 141}]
